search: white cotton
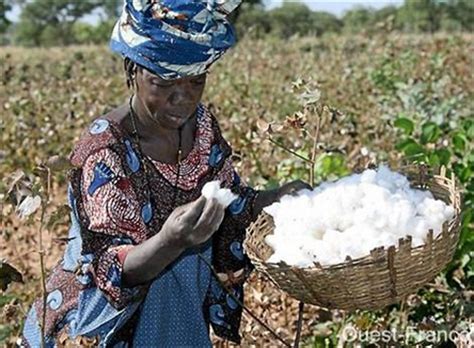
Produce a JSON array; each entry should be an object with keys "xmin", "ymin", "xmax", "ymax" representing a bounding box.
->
[
  {"xmin": 263, "ymin": 165, "xmax": 455, "ymax": 267},
  {"xmin": 17, "ymin": 195, "xmax": 42, "ymax": 219},
  {"xmin": 201, "ymin": 180, "xmax": 237, "ymax": 208},
  {"xmin": 202, "ymin": 181, "xmax": 220, "ymax": 198}
]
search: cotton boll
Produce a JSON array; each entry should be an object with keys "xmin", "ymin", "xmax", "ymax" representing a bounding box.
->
[
  {"xmin": 215, "ymin": 187, "xmax": 238, "ymax": 207},
  {"xmin": 425, "ymin": 213, "xmax": 447, "ymax": 238},
  {"xmin": 412, "ymin": 237, "xmax": 425, "ymax": 247},
  {"xmin": 338, "ymin": 173, "xmax": 362, "ymax": 186},
  {"xmin": 409, "ymin": 218, "xmax": 430, "ymax": 241},
  {"xmin": 406, "ymin": 189, "xmax": 433, "ymax": 206},
  {"xmin": 270, "ymin": 244, "xmax": 314, "ymax": 267},
  {"xmin": 339, "ymin": 184, "xmax": 360, "ymax": 212},
  {"xmin": 338, "ymin": 235, "xmax": 366, "ymax": 260},
  {"xmin": 376, "ymin": 232, "xmax": 398, "ymax": 249},
  {"xmin": 343, "ymin": 224, "xmax": 380, "ymax": 257},
  {"xmin": 296, "ymin": 188, "xmax": 313, "ymax": 198},
  {"xmin": 264, "ymin": 202, "xmax": 281, "ymax": 218},
  {"xmin": 322, "ymin": 229, "xmax": 346, "ymax": 257},
  {"xmin": 375, "ymin": 165, "xmax": 409, "ymax": 192},
  {"xmin": 202, "ymin": 181, "xmax": 220, "ymax": 199},
  {"xmin": 444, "ymin": 205, "xmax": 455, "ymax": 220},
  {"xmin": 418, "ymin": 198, "xmax": 446, "ymax": 217},
  {"xmin": 308, "ymin": 220, "xmax": 326, "ymax": 240},
  {"xmin": 202, "ymin": 181, "xmax": 238, "ymax": 208},
  {"xmin": 264, "ymin": 234, "xmax": 279, "ymax": 251},
  {"xmin": 361, "ymin": 169, "xmax": 376, "ymax": 183},
  {"xmin": 334, "ymin": 212, "xmax": 353, "ymax": 231},
  {"xmin": 267, "ymin": 251, "xmax": 286, "ymax": 264},
  {"xmin": 279, "ymin": 194, "xmax": 295, "ymax": 205},
  {"xmin": 388, "ymin": 199, "xmax": 415, "ymax": 234},
  {"xmin": 303, "ymin": 240, "xmax": 334, "ymax": 265},
  {"xmin": 373, "ymin": 212, "xmax": 389, "ymax": 230},
  {"xmin": 263, "ymin": 166, "xmax": 455, "ymax": 268},
  {"xmin": 360, "ymin": 183, "xmax": 391, "ymax": 204}
]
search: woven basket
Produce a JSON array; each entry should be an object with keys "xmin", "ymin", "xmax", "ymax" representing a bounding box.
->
[{"xmin": 244, "ymin": 166, "xmax": 463, "ymax": 311}]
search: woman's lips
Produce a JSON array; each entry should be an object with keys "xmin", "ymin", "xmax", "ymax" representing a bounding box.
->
[
  {"xmin": 167, "ymin": 113, "xmax": 183, "ymax": 121},
  {"xmin": 165, "ymin": 108, "xmax": 195, "ymax": 124}
]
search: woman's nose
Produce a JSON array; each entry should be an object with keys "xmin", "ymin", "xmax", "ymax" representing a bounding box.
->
[{"xmin": 168, "ymin": 86, "xmax": 191, "ymax": 106}]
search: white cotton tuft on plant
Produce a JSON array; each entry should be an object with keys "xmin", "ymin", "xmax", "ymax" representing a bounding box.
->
[
  {"xmin": 264, "ymin": 165, "xmax": 455, "ymax": 268},
  {"xmin": 201, "ymin": 180, "xmax": 238, "ymax": 208},
  {"xmin": 17, "ymin": 195, "xmax": 42, "ymax": 220}
]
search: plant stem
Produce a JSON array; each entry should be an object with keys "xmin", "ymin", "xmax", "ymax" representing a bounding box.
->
[
  {"xmin": 309, "ymin": 112, "xmax": 321, "ymax": 188},
  {"xmin": 38, "ymin": 205, "xmax": 47, "ymax": 348},
  {"xmin": 197, "ymin": 253, "xmax": 292, "ymax": 347},
  {"xmin": 268, "ymin": 137, "xmax": 314, "ymax": 164},
  {"xmin": 293, "ymin": 301, "xmax": 305, "ymax": 348},
  {"xmin": 38, "ymin": 167, "xmax": 51, "ymax": 348}
]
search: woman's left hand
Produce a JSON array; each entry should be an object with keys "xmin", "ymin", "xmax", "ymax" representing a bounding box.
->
[{"xmin": 275, "ymin": 180, "xmax": 312, "ymax": 201}]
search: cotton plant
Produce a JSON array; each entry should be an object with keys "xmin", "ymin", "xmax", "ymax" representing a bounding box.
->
[{"xmin": 264, "ymin": 165, "xmax": 455, "ymax": 268}]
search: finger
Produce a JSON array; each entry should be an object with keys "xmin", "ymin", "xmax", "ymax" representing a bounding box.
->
[
  {"xmin": 194, "ymin": 197, "xmax": 219, "ymax": 230},
  {"xmin": 181, "ymin": 196, "xmax": 207, "ymax": 225},
  {"xmin": 293, "ymin": 180, "xmax": 311, "ymax": 189},
  {"xmin": 299, "ymin": 182, "xmax": 313, "ymax": 190},
  {"xmin": 201, "ymin": 200, "xmax": 225, "ymax": 233},
  {"xmin": 211, "ymin": 205, "xmax": 225, "ymax": 230},
  {"xmin": 289, "ymin": 181, "xmax": 312, "ymax": 196}
]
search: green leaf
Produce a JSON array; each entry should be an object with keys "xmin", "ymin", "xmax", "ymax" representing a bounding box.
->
[
  {"xmin": 396, "ymin": 137, "xmax": 417, "ymax": 151},
  {"xmin": 452, "ymin": 132, "xmax": 467, "ymax": 152},
  {"xmin": 428, "ymin": 152, "xmax": 440, "ymax": 166},
  {"xmin": 435, "ymin": 148, "xmax": 451, "ymax": 166},
  {"xmin": 465, "ymin": 119, "xmax": 474, "ymax": 140},
  {"xmin": 421, "ymin": 122, "xmax": 441, "ymax": 144},
  {"xmin": 394, "ymin": 117, "xmax": 414, "ymax": 135},
  {"xmin": 315, "ymin": 153, "xmax": 349, "ymax": 180},
  {"xmin": 459, "ymin": 167, "xmax": 472, "ymax": 182},
  {"xmin": 403, "ymin": 142, "xmax": 425, "ymax": 159}
]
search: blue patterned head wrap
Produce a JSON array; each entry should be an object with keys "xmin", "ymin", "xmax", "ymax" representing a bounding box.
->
[{"xmin": 110, "ymin": 0, "xmax": 241, "ymax": 80}]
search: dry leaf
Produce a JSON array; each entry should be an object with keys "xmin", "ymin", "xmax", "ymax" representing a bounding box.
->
[{"xmin": 0, "ymin": 260, "xmax": 24, "ymax": 291}]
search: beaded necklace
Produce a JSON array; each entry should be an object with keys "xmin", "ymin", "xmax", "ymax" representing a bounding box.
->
[{"xmin": 128, "ymin": 94, "xmax": 183, "ymax": 206}]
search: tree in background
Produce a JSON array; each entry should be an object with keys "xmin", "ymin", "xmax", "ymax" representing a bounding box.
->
[
  {"xmin": 0, "ymin": 0, "xmax": 12, "ymax": 34},
  {"xmin": 342, "ymin": 7, "xmax": 372, "ymax": 33},
  {"xmin": 439, "ymin": 0, "xmax": 474, "ymax": 32},
  {"xmin": 396, "ymin": 0, "xmax": 441, "ymax": 32},
  {"xmin": 103, "ymin": 0, "xmax": 122, "ymax": 19},
  {"xmin": 234, "ymin": 2, "xmax": 272, "ymax": 39},
  {"xmin": 268, "ymin": 2, "xmax": 319, "ymax": 39},
  {"xmin": 72, "ymin": 0, "xmax": 122, "ymax": 45},
  {"xmin": 395, "ymin": 0, "xmax": 473, "ymax": 33},
  {"xmin": 311, "ymin": 12, "xmax": 342, "ymax": 36},
  {"xmin": 269, "ymin": 2, "xmax": 341, "ymax": 38},
  {"xmin": 3, "ymin": 0, "xmax": 473, "ymax": 46},
  {"xmin": 342, "ymin": 5, "xmax": 400, "ymax": 34},
  {"xmin": 15, "ymin": 0, "xmax": 100, "ymax": 46}
]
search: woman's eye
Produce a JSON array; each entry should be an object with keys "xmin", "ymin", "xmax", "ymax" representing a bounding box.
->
[
  {"xmin": 152, "ymin": 82, "xmax": 173, "ymax": 87},
  {"xmin": 191, "ymin": 79, "xmax": 205, "ymax": 85}
]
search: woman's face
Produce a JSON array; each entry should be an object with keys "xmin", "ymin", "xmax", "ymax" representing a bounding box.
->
[{"xmin": 135, "ymin": 66, "xmax": 206, "ymax": 129}]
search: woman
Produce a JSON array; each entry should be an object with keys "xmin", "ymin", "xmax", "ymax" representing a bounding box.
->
[{"xmin": 22, "ymin": 1, "xmax": 310, "ymax": 346}]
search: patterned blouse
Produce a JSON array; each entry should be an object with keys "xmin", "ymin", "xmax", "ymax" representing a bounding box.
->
[{"xmin": 22, "ymin": 104, "xmax": 257, "ymax": 347}]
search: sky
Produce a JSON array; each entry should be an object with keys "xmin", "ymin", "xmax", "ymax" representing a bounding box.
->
[
  {"xmin": 265, "ymin": 0, "xmax": 404, "ymax": 16},
  {"xmin": 6, "ymin": 1, "xmax": 405, "ymax": 23}
]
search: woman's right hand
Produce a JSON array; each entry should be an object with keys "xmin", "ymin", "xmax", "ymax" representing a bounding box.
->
[
  {"xmin": 162, "ymin": 196, "xmax": 225, "ymax": 249},
  {"xmin": 123, "ymin": 196, "xmax": 225, "ymax": 286}
]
